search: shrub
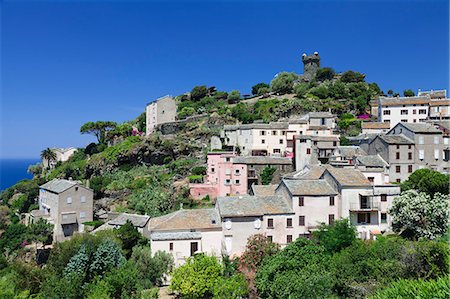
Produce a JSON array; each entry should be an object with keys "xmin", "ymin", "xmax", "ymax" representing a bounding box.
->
[
  {"xmin": 315, "ymin": 67, "xmax": 335, "ymax": 81},
  {"xmin": 213, "ymin": 274, "xmax": 248, "ymax": 299},
  {"xmin": 227, "ymin": 90, "xmax": 241, "ymax": 104},
  {"xmin": 340, "ymin": 70, "xmax": 365, "ymax": 83},
  {"xmin": 369, "ymin": 276, "xmax": 450, "ymax": 299},
  {"xmin": 261, "ymin": 166, "xmax": 276, "ymax": 185},
  {"xmin": 191, "ymin": 166, "xmax": 207, "ymax": 176},
  {"xmin": 190, "ymin": 85, "xmax": 209, "ymax": 101},
  {"xmin": 251, "ymin": 83, "xmax": 270, "ymax": 95},
  {"xmin": 312, "ymin": 218, "xmax": 357, "ymax": 253},
  {"xmin": 170, "ymin": 254, "xmax": 223, "ymax": 298},
  {"xmin": 271, "ymin": 72, "xmax": 298, "ymax": 94}
]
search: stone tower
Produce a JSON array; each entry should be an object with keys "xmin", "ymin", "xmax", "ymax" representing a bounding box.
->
[{"xmin": 302, "ymin": 52, "xmax": 320, "ymax": 81}]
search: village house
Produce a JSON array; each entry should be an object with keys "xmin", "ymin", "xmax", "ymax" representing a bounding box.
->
[
  {"xmin": 329, "ymin": 145, "xmax": 367, "ymax": 166},
  {"xmin": 145, "ymin": 95, "xmax": 177, "ymax": 135},
  {"xmin": 361, "ymin": 122, "xmax": 390, "ymax": 134},
  {"xmin": 294, "ymin": 134, "xmax": 340, "ymax": 171},
  {"xmin": 31, "ymin": 179, "xmax": 93, "ymax": 242},
  {"xmin": 221, "ymin": 112, "xmax": 337, "ymax": 157},
  {"xmin": 148, "ymin": 209, "xmax": 222, "ymax": 266},
  {"xmin": 92, "ymin": 212, "xmax": 150, "ymax": 237},
  {"xmin": 368, "ymin": 122, "xmax": 448, "ymax": 182},
  {"xmin": 42, "ymin": 147, "xmax": 77, "ymax": 168}
]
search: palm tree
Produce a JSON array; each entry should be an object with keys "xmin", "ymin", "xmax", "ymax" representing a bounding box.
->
[{"xmin": 41, "ymin": 148, "xmax": 57, "ymax": 169}]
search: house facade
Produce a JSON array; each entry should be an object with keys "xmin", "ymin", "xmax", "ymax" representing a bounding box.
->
[
  {"xmin": 33, "ymin": 179, "xmax": 93, "ymax": 242},
  {"xmin": 145, "ymin": 95, "xmax": 177, "ymax": 135},
  {"xmin": 42, "ymin": 147, "xmax": 77, "ymax": 169},
  {"xmin": 294, "ymin": 135, "xmax": 340, "ymax": 171}
]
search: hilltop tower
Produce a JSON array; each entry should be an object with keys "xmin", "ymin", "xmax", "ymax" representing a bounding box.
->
[{"xmin": 302, "ymin": 52, "xmax": 320, "ymax": 81}]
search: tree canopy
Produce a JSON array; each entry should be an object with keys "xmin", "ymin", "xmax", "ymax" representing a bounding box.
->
[
  {"xmin": 401, "ymin": 168, "xmax": 450, "ymax": 195},
  {"xmin": 270, "ymin": 72, "xmax": 298, "ymax": 94},
  {"xmin": 80, "ymin": 121, "xmax": 117, "ymax": 144}
]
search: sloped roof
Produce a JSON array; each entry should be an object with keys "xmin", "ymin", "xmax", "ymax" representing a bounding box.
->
[
  {"xmin": 150, "ymin": 231, "xmax": 202, "ymax": 241},
  {"xmin": 335, "ymin": 146, "xmax": 367, "ymax": 158},
  {"xmin": 362, "ymin": 122, "xmax": 390, "ymax": 129},
  {"xmin": 399, "ymin": 123, "xmax": 441, "ymax": 133},
  {"xmin": 233, "ymin": 156, "xmax": 292, "ymax": 165},
  {"xmin": 108, "ymin": 213, "xmax": 150, "ymax": 228},
  {"xmin": 149, "ymin": 209, "xmax": 221, "ymax": 231},
  {"xmin": 378, "ymin": 135, "xmax": 414, "ymax": 145},
  {"xmin": 429, "ymin": 100, "xmax": 450, "ymax": 106},
  {"xmin": 379, "ymin": 96, "xmax": 430, "ymax": 106},
  {"xmin": 324, "ymin": 168, "xmax": 371, "ymax": 187},
  {"xmin": 418, "ymin": 90, "xmax": 446, "ymax": 99},
  {"xmin": 356, "ymin": 155, "xmax": 388, "ymax": 167},
  {"xmin": 251, "ymin": 184, "xmax": 277, "ymax": 197},
  {"xmin": 216, "ymin": 195, "xmax": 293, "ymax": 217},
  {"xmin": 309, "ymin": 112, "xmax": 334, "ymax": 118},
  {"xmin": 40, "ymin": 179, "xmax": 80, "ymax": 193},
  {"xmin": 282, "ymin": 179, "xmax": 337, "ymax": 196}
]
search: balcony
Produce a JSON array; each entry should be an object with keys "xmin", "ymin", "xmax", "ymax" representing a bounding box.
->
[{"xmin": 350, "ymin": 201, "xmax": 380, "ymax": 211}]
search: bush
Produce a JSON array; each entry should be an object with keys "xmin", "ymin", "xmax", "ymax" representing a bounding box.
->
[
  {"xmin": 170, "ymin": 254, "xmax": 223, "ymax": 298},
  {"xmin": 315, "ymin": 67, "xmax": 335, "ymax": 81},
  {"xmin": 340, "ymin": 70, "xmax": 365, "ymax": 83},
  {"xmin": 261, "ymin": 166, "xmax": 276, "ymax": 185},
  {"xmin": 191, "ymin": 166, "xmax": 207, "ymax": 176},
  {"xmin": 213, "ymin": 274, "xmax": 248, "ymax": 299},
  {"xmin": 312, "ymin": 218, "xmax": 357, "ymax": 253},
  {"xmin": 190, "ymin": 85, "xmax": 209, "ymax": 101},
  {"xmin": 227, "ymin": 90, "xmax": 241, "ymax": 104},
  {"xmin": 271, "ymin": 72, "xmax": 298, "ymax": 94},
  {"xmin": 401, "ymin": 168, "xmax": 450, "ymax": 196},
  {"xmin": 251, "ymin": 83, "xmax": 270, "ymax": 95},
  {"xmin": 369, "ymin": 276, "xmax": 450, "ymax": 299}
]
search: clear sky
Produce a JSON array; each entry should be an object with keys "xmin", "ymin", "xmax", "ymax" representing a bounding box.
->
[{"xmin": 1, "ymin": 0, "xmax": 449, "ymax": 158}]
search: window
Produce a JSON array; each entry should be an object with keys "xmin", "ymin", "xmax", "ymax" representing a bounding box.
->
[
  {"xmin": 401, "ymin": 119, "xmax": 407, "ymax": 123},
  {"xmin": 381, "ymin": 213, "xmax": 387, "ymax": 224},
  {"xmin": 81, "ymin": 196, "xmax": 86, "ymax": 203},
  {"xmin": 445, "ymin": 138, "xmax": 449, "ymax": 145},
  {"xmin": 434, "ymin": 136, "xmax": 439, "ymax": 144},
  {"xmin": 80, "ymin": 211, "xmax": 85, "ymax": 218},
  {"xmin": 419, "ymin": 150, "xmax": 424, "ymax": 160},
  {"xmin": 67, "ymin": 197, "xmax": 72, "ymax": 204},
  {"xmin": 225, "ymin": 179, "xmax": 231, "ymax": 185},
  {"xmin": 395, "ymin": 145, "xmax": 400, "ymax": 149},
  {"xmin": 408, "ymin": 165, "xmax": 413, "ymax": 173},
  {"xmin": 396, "ymin": 179, "xmax": 401, "ymax": 183},
  {"xmin": 401, "ymin": 109, "xmax": 408, "ymax": 115},
  {"xmin": 434, "ymin": 149, "xmax": 439, "ymax": 160},
  {"xmin": 169, "ymin": 242, "xmax": 173, "ymax": 251},
  {"xmin": 235, "ymin": 179, "xmax": 240, "ymax": 185},
  {"xmin": 211, "ymin": 167, "xmax": 215, "ymax": 173},
  {"xmin": 396, "ymin": 152, "xmax": 400, "ymax": 159},
  {"xmin": 75, "ymin": 187, "xmax": 79, "ymax": 191},
  {"xmin": 273, "ymin": 149, "xmax": 281, "ymax": 154},
  {"xmin": 298, "ymin": 197, "xmax": 304, "ymax": 206},
  {"xmin": 383, "ymin": 110, "xmax": 391, "ymax": 115},
  {"xmin": 368, "ymin": 177, "xmax": 374, "ymax": 183},
  {"xmin": 262, "ymin": 139, "xmax": 266, "ymax": 144},
  {"xmin": 329, "ymin": 196, "xmax": 335, "ymax": 206},
  {"xmin": 267, "ymin": 236, "xmax": 273, "ymax": 242},
  {"xmin": 413, "ymin": 109, "xmax": 417, "ymax": 114},
  {"xmin": 272, "ymin": 131, "xmax": 277, "ymax": 136},
  {"xmin": 260, "ymin": 131, "xmax": 266, "ymax": 136},
  {"xmin": 381, "ymin": 194, "xmax": 387, "ymax": 202},
  {"xmin": 306, "ymin": 148, "xmax": 311, "ymax": 154},
  {"xmin": 413, "ymin": 119, "xmax": 417, "ymax": 123},
  {"xmin": 287, "ymin": 235, "xmax": 293, "ymax": 244},
  {"xmin": 267, "ymin": 218, "xmax": 274, "ymax": 228},
  {"xmin": 190, "ymin": 242, "xmax": 198, "ymax": 256},
  {"xmin": 287, "ymin": 218, "xmax": 293, "ymax": 227},
  {"xmin": 225, "ymin": 168, "xmax": 231, "ymax": 175},
  {"xmin": 357, "ymin": 212, "xmax": 371, "ymax": 224},
  {"xmin": 419, "ymin": 136, "xmax": 424, "ymax": 144},
  {"xmin": 279, "ymin": 139, "xmax": 284, "ymax": 144},
  {"xmin": 235, "ymin": 169, "xmax": 240, "ymax": 175},
  {"xmin": 333, "ymin": 141, "xmax": 337, "ymax": 146},
  {"xmin": 225, "ymin": 157, "xmax": 231, "ymax": 162},
  {"xmin": 299, "ymin": 216, "xmax": 305, "ymax": 226},
  {"xmin": 408, "ymin": 145, "xmax": 412, "ymax": 149},
  {"xmin": 396, "ymin": 166, "xmax": 401, "ymax": 173},
  {"xmin": 408, "ymin": 152, "xmax": 412, "ymax": 160},
  {"xmin": 419, "ymin": 109, "xmax": 427, "ymax": 114},
  {"xmin": 328, "ymin": 214, "xmax": 335, "ymax": 225},
  {"xmin": 384, "ymin": 120, "xmax": 390, "ymax": 123}
]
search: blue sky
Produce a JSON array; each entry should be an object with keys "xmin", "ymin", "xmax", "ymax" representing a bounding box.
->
[{"xmin": 1, "ymin": 0, "xmax": 449, "ymax": 158}]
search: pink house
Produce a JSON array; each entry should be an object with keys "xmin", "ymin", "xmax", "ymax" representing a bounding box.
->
[{"xmin": 190, "ymin": 152, "xmax": 248, "ymax": 200}]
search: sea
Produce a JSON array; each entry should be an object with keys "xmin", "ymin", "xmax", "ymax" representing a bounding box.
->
[{"xmin": 0, "ymin": 158, "xmax": 40, "ymax": 191}]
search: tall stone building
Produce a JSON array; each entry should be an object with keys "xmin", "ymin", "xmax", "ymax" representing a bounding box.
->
[
  {"xmin": 146, "ymin": 95, "xmax": 177, "ymax": 135},
  {"xmin": 302, "ymin": 52, "xmax": 320, "ymax": 81}
]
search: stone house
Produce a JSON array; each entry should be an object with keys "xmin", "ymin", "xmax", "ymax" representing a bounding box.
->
[
  {"xmin": 294, "ymin": 135, "xmax": 340, "ymax": 171},
  {"xmin": 42, "ymin": 147, "xmax": 77, "ymax": 169},
  {"xmin": 145, "ymin": 95, "xmax": 177, "ymax": 135},
  {"xmin": 361, "ymin": 122, "xmax": 390, "ymax": 134},
  {"xmin": 33, "ymin": 179, "xmax": 93, "ymax": 242},
  {"xmin": 148, "ymin": 209, "xmax": 222, "ymax": 266},
  {"xmin": 92, "ymin": 213, "xmax": 150, "ymax": 238}
]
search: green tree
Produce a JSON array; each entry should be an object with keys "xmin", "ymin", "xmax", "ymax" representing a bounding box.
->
[
  {"xmin": 27, "ymin": 218, "xmax": 54, "ymax": 246},
  {"xmin": 41, "ymin": 148, "xmax": 57, "ymax": 168},
  {"xmin": 340, "ymin": 70, "xmax": 365, "ymax": 83},
  {"xmin": 312, "ymin": 218, "xmax": 356, "ymax": 253},
  {"xmin": 190, "ymin": 85, "xmax": 209, "ymax": 101},
  {"xmin": 227, "ymin": 90, "xmax": 241, "ymax": 104},
  {"xmin": 387, "ymin": 89, "xmax": 394, "ymax": 96},
  {"xmin": 89, "ymin": 239, "xmax": 126, "ymax": 277},
  {"xmin": 400, "ymin": 168, "xmax": 450, "ymax": 195},
  {"xmin": 261, "ymin": 166, "xmax": 276, "ymax": 185},
  {"xmin": 389, "ymin": 190, "xmax": 449, "ymax": 240},
  {"xmin": 170, "ymin": 254, "xmax": 223, "ymax": 298},
  {"xmin": 238, "ymin": 234, "xmax": 279, "ymax": 272},
  {"xmin": 27, "ymin": 163, "xmax": 43, "ymax": 177},
  {"xmin": 103, "ymin": 261, "xmax": 141, "ymax": 299},
  {"xmin": 315, "ymin": 67, "xmax": 335, "ymax": 81},
  {"xmin": 213, "ymin": 274, "xmax": 248, "ymax": 299},
  {"xmin": 256, "ymin": 238, "xmax": 333, "ymax": 299},
  {"xmin": 271, "ymin": 72, "xmax": 298, "ymax": 94},
  {"xmin": 80, "ymin": 121, "xmax": 117, "ymax": 144},
  {"xmin": 130, "ymin": 246, "xmax": 173, "ymax": 288},
  {"xmin": 115, "ymin": 220, "xmax": 142, "ymax": 258},
  {"xmin": 251, "ymin": 83, "xmax": 270, "ymax": 95},
  {"xmin": 294, "ymin": 82, "xmax": 310, "ymax": 98},
  {"xmin": 369, "ymin": 276, "xmax": 450, "ymax": 299},
  {"xmin": 403, "ymin": 89, "xmax": 415, "ymax": 97},
  {"xmin": 0, "ymin": 223, "xmax": 28, "ymax": 252}
]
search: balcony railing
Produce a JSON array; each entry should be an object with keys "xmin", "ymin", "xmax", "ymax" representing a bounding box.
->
[{"xmin": 349, "ymin": 202, "xmax": 380, "ymax": 211}]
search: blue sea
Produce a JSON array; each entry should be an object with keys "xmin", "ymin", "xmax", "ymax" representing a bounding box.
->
[{"xmin": 0, "ymin": 158, "xmax": 40, "ymax": 191}]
